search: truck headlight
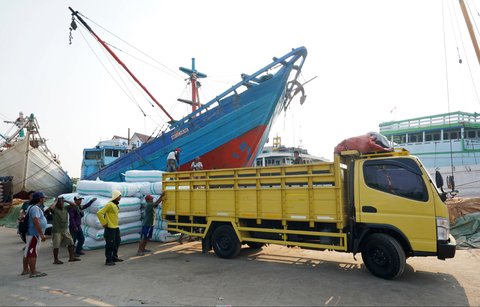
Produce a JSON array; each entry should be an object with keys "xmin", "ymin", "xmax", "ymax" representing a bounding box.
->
[{"xmin": 436, "ymin": 217, "xmax": 450, "ymax": 241}]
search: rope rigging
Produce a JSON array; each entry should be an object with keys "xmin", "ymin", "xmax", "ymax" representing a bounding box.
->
[
  {"xmin": 76, "ymin": 24, "xmax": 147, "ymax": 117},
  {"xmin": 442, "ymin": 0, "xmax": 456, "ymax": 188},
  {"xmin": 78, "ymin": 11, "xmax": 184, "ymax": 81}
]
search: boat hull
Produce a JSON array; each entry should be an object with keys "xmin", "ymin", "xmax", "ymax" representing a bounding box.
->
[{"xmin": 0, "ymin": 138, "xmax": 72, "ymax": 197}]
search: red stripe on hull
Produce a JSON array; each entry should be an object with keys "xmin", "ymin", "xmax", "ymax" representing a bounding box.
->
[{"xmin": 178, "ymin": 125, "xmax": 267, "ymax": 171}]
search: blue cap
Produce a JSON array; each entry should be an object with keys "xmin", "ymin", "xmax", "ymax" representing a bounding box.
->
[{"xmin": 32, "ymin": 192, "xmax": 45, "ymax": 199}]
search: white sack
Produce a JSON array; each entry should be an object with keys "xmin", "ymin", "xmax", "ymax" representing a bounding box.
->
[
  {"xmin": 63, "ymin": 195, "xmax": 141, "ymax": 214},
  {"xmin": 77, "ymin": 180, "xmax": 144, "ymax": 197},
  {"xmin": 82, "ymin": 211, "xmax": 141, "ymax": 228},
  {"xmin": 82, "ymin": 220, "xmax": 142, "ymax": 240},
  {"xmin": 151, "ymin": 229, "xmax": 183, "ymax": 243},
  {"xmin": 83, "ymin": 233, "xmax": 141, "ymax": 250},
  {"xmin": 125, "ymin": 170, "xmax": 164, "ymax": 183},
  {"xmin": 139, "ymin": 182, "xmax": 163, "ymax": 195}
]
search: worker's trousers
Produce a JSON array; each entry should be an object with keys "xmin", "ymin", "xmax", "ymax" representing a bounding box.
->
[{"xmin": 104, "ymin": 227, "xmax": 121, "ymax": 263}]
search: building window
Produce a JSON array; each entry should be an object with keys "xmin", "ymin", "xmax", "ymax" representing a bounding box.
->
[
  {"xmin": 105, "ymin": 149, "xmax": 114, "ymax": 157},
  {"xmin": 466, "ymin": 129, "xmax": 478, "ymax": 139},
  {"xmin": 256, "ymin": 158, "xmax": 263, "ymax": 166},
  {"xmin": 425, "ymin": 133, "xmax": 440, "ymax": 142},
  {"xmin": 444, "ymin": 130, "xmax": 460, "ymax": 140},
  {"xmin": 85, "ymin": 151, "xmax": 101, "ymax": 160},
  {"xmin": 392, "ymin": 135, "xmax": 406, "ymax": 144},
  {"xmin": 363, "ymin": 159, "xmax": 428, "ymax": 202},
  {"xmin": 408, "ymin": 133, "xmax": 422, "ymax": 143}
]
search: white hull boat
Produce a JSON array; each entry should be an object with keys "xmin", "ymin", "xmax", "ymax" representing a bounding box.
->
[{"xmin": 0, "ymin": 113, "xmax": 72, "ymax": 197}]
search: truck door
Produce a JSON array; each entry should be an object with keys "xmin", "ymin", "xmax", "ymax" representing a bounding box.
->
[{"xmin": 357, "ymin": 158, "xmax": 436, "ymax": 253}]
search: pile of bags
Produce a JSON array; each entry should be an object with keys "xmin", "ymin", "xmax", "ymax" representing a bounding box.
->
[{"xmin": 60, "ymin": 170, "xmax": 180, "ymax": 250}]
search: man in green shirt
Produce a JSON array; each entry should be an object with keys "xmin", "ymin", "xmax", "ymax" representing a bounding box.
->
[
  {"xmin": 46, "ymin": 197, "xmax": 81, "ymax": 264},
  {"xmin": 137, "ymin": 194, "xmax": 163, "ymax": 256}
]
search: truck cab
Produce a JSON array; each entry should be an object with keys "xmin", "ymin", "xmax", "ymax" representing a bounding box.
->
[{"xmin": 342, "ymin": 149, "xmax": 455, "ymax": 278}]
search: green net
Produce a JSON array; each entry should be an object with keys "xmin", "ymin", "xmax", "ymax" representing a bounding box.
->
[{"xmin": 450, "ymin": 211, "xmax": 480, "ymax": 249}]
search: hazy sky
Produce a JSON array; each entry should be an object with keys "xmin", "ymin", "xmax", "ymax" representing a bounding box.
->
[{"xmin": 1, "ymin": 0, "xmax": 479, "ymax": 178}]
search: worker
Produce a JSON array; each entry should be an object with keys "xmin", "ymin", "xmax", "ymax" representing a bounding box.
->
[
  {"xmin": 97, "ymin": 190, "xmax": 123, "ymax": 266},
  {"xmin": 166, "ymin": 148, "xmax": 181, "ymax": 172},
  {"xmin": 292, "ymin": 150, "xmax": 303, "ymax": 164},
  {"xmin": 191, "ymin": 156, "xmax": 203, "ymax": 170}
]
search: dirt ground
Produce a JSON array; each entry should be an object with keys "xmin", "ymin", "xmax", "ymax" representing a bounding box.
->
[{"xmin": 0, "ymin": 227, "xmax": 479, "ymax": 306}]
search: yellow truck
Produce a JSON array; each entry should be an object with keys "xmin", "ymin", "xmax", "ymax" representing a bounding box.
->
[{"xmin": 162, "ymin": 148, "xmax": 456, "ymax": 279}]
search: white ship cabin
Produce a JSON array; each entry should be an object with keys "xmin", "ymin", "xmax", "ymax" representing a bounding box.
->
[
  {"xmin": 379, "ymin": 111, "xmax": 480, "ymax": 169},
  {"xmin": 254, "ymin": 136, "xmax": 328, "ymax": 167}
]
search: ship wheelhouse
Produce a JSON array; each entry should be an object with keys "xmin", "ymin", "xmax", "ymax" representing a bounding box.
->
[{"xmin": 81, "ymin": 146, "xmax": 128, "ymax": 179}]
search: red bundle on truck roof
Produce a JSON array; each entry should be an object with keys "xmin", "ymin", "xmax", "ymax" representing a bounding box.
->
[{"xmin": 334, "ymin": 132, "xmax": 393, "ymax": 154}]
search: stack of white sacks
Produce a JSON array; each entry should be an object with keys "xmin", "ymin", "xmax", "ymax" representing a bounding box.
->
[{"xmin": 60, "ymin": 170, "xmax": 180, "ymax": 250}]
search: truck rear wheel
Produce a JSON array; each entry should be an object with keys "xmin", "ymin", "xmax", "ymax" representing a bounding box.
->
[
  {"xmin": 361, "ymin": 233, "xmax": 406, "ymax": 280},
  {"xmin": 212, "ymin": 225, "xmax": 241, "ymax": 259}
]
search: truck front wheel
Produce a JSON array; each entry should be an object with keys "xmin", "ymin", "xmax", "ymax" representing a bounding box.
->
[
  {"xmin": 212, "ymin": 225, "xmax": 241, "ymax": 259},
  {"xmin": 361, "ymin": 233, "xmax": 406, "ymax": 279}
]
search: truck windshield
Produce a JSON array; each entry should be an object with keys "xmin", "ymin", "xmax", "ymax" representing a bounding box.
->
[{"xmin": 363, "ymin": 158, "xmax": 428, "ymax": 202}]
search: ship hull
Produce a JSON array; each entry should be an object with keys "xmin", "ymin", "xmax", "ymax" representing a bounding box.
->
[
  {"xmin": 85, "ymin": 62, "xmax": 293, "ymax": 181},
  {"xmin": 0, "ymin": 138, "xmax": 72, "ymax": 197}
]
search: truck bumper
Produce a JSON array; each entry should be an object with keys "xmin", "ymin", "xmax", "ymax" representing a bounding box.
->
[{"xmin": 437, "ymin": 235, "xmax": 456, "ymax": 260}]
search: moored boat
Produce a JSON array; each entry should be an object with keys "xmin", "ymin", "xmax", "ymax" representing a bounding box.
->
[
  {"xmin": 69, "ymin": 8, "xmax": 309, "ymax": 181},
  {"xmin": 0, "ymin": 113, "xmax": 72, "ymax": 197}
]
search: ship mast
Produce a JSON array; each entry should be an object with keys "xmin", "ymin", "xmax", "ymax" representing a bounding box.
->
[
  {"xmin": 179, "ymin": 58, "xmax": 207, "ymax": 112},
  {"xmin": 68, "ymin": 7, "xmax": 175, "ymax": 122},
  {"xmin": 459, "ymin": 0, "xmax": 480, "ymax": 65}
]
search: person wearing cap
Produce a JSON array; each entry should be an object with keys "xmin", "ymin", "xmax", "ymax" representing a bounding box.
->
[
  {"xmin": 166, "ymin": 148, "xmax": 181, "ymax": 172},
  {"xmin": 45, "ymin": 197, "xmax": 81, "ymax": 264},
  {"xmin": 137, "ymin": 193, "xmax": 164, "ymax": 256},
  {"xmin": 21, "ymin": 192, "xmax": 47, "ymax": 278},
  {"xmin": 97, "ymin": 190, "xmax": 123, "ymax": 265},
  {"xmin": 65, "ymin": 196, "xmax": 97, "ymax": 256}
]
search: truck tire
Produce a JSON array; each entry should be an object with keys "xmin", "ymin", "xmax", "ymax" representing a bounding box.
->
[
  {"xmin": 212, "ymin": 225, "xmax": 241, "ymax": 259},
  {"xmin": 246, "ymin": 242, "xmax": 264, "ymax": 249},
  {"xmin": 361, "ymin": 233, "xmax": 406, "ymax": 280}
]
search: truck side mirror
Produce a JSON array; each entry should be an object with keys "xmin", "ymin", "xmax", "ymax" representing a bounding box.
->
[{"xmin": 435, "ymin": 170, "xmax": 444, "ymax": 189}]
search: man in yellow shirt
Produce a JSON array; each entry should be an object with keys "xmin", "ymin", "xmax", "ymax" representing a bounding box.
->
[{"xmin": 97, "ymin": 190, "xmax": 123, "ymax": 265}]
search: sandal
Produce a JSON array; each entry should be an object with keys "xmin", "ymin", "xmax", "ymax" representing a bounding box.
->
[
  {"xmin": 29, "ymin": 272, "xmax": 47, "ymax": 278},
  {"xmin": 68, "ymin": 258, "xmax": 81, "ymax": 262},
  {"xmin": 20, "ymin": 271, "xmax": 30, "ymax": 276},
  {"xmin": 53, "ymin": 260, "xmax": 64, "ymax": 265}
]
